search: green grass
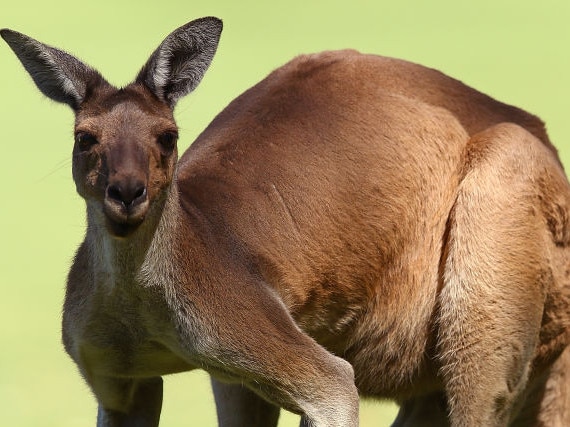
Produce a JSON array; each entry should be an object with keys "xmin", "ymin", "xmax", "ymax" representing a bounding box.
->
[{"xmin": 1, "ymin": 0, "xmax": 569, "ymax": 425}]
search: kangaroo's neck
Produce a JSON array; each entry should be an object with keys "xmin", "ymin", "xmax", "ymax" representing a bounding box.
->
[{"xmin": 85, "ymin": 183, "xmax": 182, "ymax": 288}]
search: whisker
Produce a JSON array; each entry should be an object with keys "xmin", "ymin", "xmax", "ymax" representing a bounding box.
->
[{"xmin": 36, "ymin": 158, "xmax": 72, "ymax": 182}]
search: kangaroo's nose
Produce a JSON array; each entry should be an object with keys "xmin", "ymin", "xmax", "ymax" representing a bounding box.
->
[{"xmin": 106, "ymin": 180, "xmax": 147, "ymax": 208}]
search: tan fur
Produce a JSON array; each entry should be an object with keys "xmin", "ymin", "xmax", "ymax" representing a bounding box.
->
[{"xmin": 4, "ymin": 21, "xmax": 570, "ymax": 427}]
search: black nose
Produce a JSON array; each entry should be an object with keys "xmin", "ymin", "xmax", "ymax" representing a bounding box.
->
[{"xmin": 106, "ymin": 181, "xmax": 147, "ymax": 208}]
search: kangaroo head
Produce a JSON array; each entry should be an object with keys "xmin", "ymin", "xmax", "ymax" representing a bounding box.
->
[{"xmin": 1, "ymin": 17, "xmax": 223, "ymax": 237}]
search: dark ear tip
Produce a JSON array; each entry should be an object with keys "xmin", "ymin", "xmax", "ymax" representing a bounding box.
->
[
  {"xmin": 191, "ymin": 16, "xmax": 223, "ymax": 34},
  {"xmin": 1, "ymin": 29, "xmax": 34, "ymax": 48},
  {"xmin": 1, "ymin": 28, "xmax": 17, "ymax": 42},
  {"xmin": 197, "ymin": 16, "xmax": 223, "ymax": 25}
]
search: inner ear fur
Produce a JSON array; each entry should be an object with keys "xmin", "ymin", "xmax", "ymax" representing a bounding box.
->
[{"xmin": 135, "ymin": 17, "xmax": 223, "ymax": 108}]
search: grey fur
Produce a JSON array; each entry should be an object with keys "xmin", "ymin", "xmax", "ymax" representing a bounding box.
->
[
  {"xmin": 0, "ymin": 29, "xmax": 107, "ymax": 110},
  {"xmin": 1, "ymin": 16, "xmax": 222, "ymax": 110},
  {"xmin": 136, "ymin": 17, "xmax": 223, "ymax": 107}
]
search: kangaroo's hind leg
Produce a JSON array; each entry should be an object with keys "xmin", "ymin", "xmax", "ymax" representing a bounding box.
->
[{"xmin": 437, "ymin": 124, "xmax": 555, "ymax": 426}]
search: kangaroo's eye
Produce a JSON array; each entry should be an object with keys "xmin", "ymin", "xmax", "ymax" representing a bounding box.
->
[
  {"xmin": 157, "ymin": 131, "xmax": 178, "ymax": 154},
  {"xmin": 75, "ymin": 132, "xmax": 98, "ymax": 152}
]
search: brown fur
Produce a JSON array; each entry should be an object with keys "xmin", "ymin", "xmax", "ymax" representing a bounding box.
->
[{"xmin": 3, "ymin": 19, "xmax": 570, "ymax": 427}]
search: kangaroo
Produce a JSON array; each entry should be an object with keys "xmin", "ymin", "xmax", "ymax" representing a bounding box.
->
[{"xmin": 2, "ymin": 16, "xmax": 570, "ymax": 427}]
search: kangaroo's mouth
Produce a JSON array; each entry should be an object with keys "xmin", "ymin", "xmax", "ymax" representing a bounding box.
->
[
  {"xmin": 105, "ymin": 217, "xmax": 144, "ymax": 238},
  {"xmin": 103, "ymin": 197, "xmax": 149, "ymax": 238}
]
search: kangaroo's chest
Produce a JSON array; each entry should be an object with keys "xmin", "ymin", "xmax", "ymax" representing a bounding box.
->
[{"xmin": 64, "ymin": 273, "xmax": 193, "ymax": 380}]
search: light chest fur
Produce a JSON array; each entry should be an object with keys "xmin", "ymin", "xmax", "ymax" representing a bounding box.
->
[{"xmin": 63, "ymin": 196, "xmax": 194, "ymax": 382}]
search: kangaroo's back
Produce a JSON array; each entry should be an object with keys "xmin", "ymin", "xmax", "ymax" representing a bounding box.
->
[{"xmin": 183, "ymin": 49, "xmax": 553, "ymax": 158}]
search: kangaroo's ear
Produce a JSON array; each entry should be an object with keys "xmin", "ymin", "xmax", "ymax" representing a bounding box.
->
[
  {"xmin": 0, "ymin": 29, "xmax": 108, "ymax": 110},
  {"xmin": 136, "ymin": 17, "xmax": 223, "ymax": 108}
]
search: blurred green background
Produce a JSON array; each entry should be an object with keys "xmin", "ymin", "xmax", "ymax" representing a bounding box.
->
[{"xmin": 1, "ymin": 0, "xmax": 569, "ymax": 425}]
